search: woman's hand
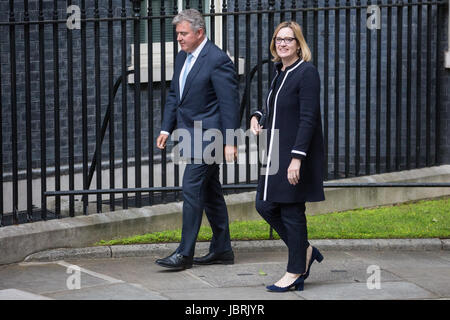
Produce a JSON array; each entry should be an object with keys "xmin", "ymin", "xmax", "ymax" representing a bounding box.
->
[
  {"xmin": 250, "ymin": 116, "xmax": 263, "ymax": 135},
  {"xmin": 287, "ymin": 158, "xmax": 302, "ymax": 185}
]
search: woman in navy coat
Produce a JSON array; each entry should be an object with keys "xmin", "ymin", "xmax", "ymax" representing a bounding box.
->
[{"xmin": 250, "ymin": 21, "xmax": 325, "ymax": 292}]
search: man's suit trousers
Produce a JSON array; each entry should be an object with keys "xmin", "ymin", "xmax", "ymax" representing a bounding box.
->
[{"xmin": 177, "ymin": 163, "xmax": 232, "ymax": 257}]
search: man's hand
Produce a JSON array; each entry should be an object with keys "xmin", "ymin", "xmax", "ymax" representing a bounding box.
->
[
  {"xmin": 156, "ymin": 133, "xmax": 169, "ymax": 150},
  {"xmin": 224, "ymin": 145, "xmax": 237, "ymax": 163},
  {"xmin": 250, "ymin": 116, "xmax": 263, "ymax": 135},
  {"xmin": 287, "ymin": 158, "xmax": 302, "ymax": 185}
]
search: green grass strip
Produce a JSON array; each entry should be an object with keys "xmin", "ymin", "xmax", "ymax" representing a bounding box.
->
[{"xmin": 95, "ymin": 196, "xmax": 450, "ymax": 246}]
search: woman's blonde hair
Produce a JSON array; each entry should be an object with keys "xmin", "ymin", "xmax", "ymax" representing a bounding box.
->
[{"xmin": 270, "ymin": 21, "xmax": 311, "ymax": 62}]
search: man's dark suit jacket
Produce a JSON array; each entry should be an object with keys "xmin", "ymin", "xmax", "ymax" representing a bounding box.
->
[{"xmin": 161, "ymin": 39, "xmax": 240, "ymax": 160}]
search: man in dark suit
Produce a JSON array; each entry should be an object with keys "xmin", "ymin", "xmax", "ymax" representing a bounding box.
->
[{"xmin": 155, "ymin": 9, "xmax": 240, "ymax": 270}]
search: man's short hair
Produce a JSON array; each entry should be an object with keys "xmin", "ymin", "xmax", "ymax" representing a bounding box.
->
[{"xmin": 172, "ymin": 8, "xmax": 206, "ymax": 33}]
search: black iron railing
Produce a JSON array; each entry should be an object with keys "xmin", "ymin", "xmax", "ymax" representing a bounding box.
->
[{"xmin": 0, "ymin": 0, "xmax": 447, "ymax": 226}]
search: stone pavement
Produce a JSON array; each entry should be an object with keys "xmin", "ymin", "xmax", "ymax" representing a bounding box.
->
[{"xmin": 0, "ymin": 239, "xmax": 450, "ymax": 301}]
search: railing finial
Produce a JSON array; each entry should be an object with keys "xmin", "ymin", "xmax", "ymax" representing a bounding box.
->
[{"xmin": 130, "ymin": 0, "xmax": 143, "ymax": 15}]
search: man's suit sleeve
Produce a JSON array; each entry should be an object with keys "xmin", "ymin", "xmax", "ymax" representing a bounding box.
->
[
  {"xmin": 210, "ymin": 54, "xmax": 240, "ymax": 144},
  {"xmin": 161, "ymin": 65, "xmax": 179, "ymax": 135},
  {"xmin": 291, "ymin": 65, "xmax": 321, "ymax": 160}
]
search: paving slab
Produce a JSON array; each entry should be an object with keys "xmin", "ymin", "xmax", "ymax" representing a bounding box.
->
[
  {"xmin": 63, "ymin": 256, "xmax": 217, "ymax": 292},
  {"xmin": 0, "ymin": 262, "xmax": 107, "ymax": 295},
  {"xmin": 344, "ymin": 250, "xmax": 450, "ymax": 269},
  {"xmin": 189, "ymin": 263, "xmax": 287, "ymax": 288},
  {"xmin": 0, "ymin": 289, "xmax": 53, "ymax": 300},
  {"xmin": 294, "ymin": 281, "xmax": 437, "ymax": 300},
  {"xmin": 44, "ymin": 282, "xmax": 168, "ymax": 300},
  {"xmin": 161, "ymin": 286, "xmax": 302, "ymax": 300},
  {"xmin": 342, "ymin": 250, "xmax": 450, "ymax": 295},
  {"xmin": 298, "ymin": 251, "xmax": 403, "ymax": 284}
]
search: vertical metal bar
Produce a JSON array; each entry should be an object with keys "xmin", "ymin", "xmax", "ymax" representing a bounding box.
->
[
  {"xmin": 344, "ymin": 0, "xmax": 350, "ymax": 178},
  {"xmin": 266, "ymin": 0, "xmax": 274, "ymax": 246},
  {"xmin": 210, "ymin": 1, "xmax": 215, "ymax": 43},
  {"xmin": 416, "ymin": 0, "xmax": 422, "ymax": 168},
  {"xmin": 52, "ymin": 0, "xmax": 61, "ymax": 218},
  {"xmin": 355, "ymin": 0, "xmax": 360, "ymax": 177},
  {"xmin": 134, "ymin": 0, "xmax": 142, "ymax": 207},
  {"xmin": 334, "ymin": 0, "xmax": 340, "ymax": 178},
  {"xmin": 435, "ymin": 2, "xmax": 441, "ymax": 165},
  {"xmin": 302, "ymin": 0, "xmax": 308, "ymax": 41},
  {"xmin": 173, "ymin": 1, "xmax": 179, "ymax": 201},
  {"xmin": 395, "ymin": 0, "xmax": 403, "ymax": 172},
  {"xmin": 291, "ymin": 0, "xmax": 296, "ymax": 22},
  {"xmin": 24, "ymin": 0, "xmax": 33, "ymax": 221},
  {"xmin": 376, "ymin": 0, "xmax": 382, "ymax": 174},
  {"xmin": 365, "ymin": 0, "xmax": 371, "ymax": 176},
  {"xmin": 268, "ymin": 1, "xmax": 275, "ymax": 88},
  {"xmin": 425, "ymin": 0, "xmax": 431, "ymax": 166},
  {"xmin": 324, "ymin": 0, "xmax": 329, "ymax": 179},
  {"xmin": 406, "ymin": 0, "xmax": 412, "ymax": 170},
  {"xmin": 81, "ymin": 0, "xmax": 88, "ymax": 214},
  {"xmin": 94, "ymin": 1, "xmax": 102, "ymax": 212},
  {"xmin": 67, "ymin": 0, "xmax": 75, "ymax": 217},
  {"xmin": 257, "ymin": 0, "xmax": 262, "ymax": 110},
  {"xmin": 234, "ymin": 0, "xmax": 240, "ymax": 186},
  {"xmin": 280, "ymin": 0, "xmax": 286, "ymax": 22},
  {"xmin": 147, "ymin": 1, "xmax": 155, "ymax": 205},
  {"xmin": 8, "ymin": 1, "xmax": 19, "ymax": 223},
  {"xmin": 386, "ymin": 0, "xmax": 392, "ymax": 172},
  {"xmin": 245, "ymin": 0, "xmax": 251, "ymax": 184},
  {"xmin": 257, "ymin": 0, "xmax": 262, "ymax": 179},
  {"xmin": 133, "ymin": 1, "xmax": 141, "ymax": 208},
  {"xmin": 121, "ymin": 0, "xmax": 129, "ymax": 209},
  {"xmin": 222, "ymin": 0, "xmax": 228, "ymax": 185},
  {"xmin": 108, "ymin": 0, "xmax": 115, "ymax": 211},
  {"xmin": 313, "ymin": 0, "xmax": 318, "ymax": 65},
  {"xmin": 0, "ymin": 27, "xmax": 3, "ymax": 225},
  {"xmin": 160, "ymin": 1, "xmax": 167, "ymax": 202}
]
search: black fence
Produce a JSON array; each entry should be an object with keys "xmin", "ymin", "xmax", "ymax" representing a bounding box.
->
[{"xmin": 0, "ymin": 0, "xmax": 447, "ymax": 226}]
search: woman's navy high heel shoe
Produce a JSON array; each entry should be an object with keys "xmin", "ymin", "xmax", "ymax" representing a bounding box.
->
[
  {"xmin": 266, "ymin": 276, "xmax": 305, "ymax": 292},
  {"xmin": 303, "ymin": 246, "xmax": 324, "ymax": 280}
]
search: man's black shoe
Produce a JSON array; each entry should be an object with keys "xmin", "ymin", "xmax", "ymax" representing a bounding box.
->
[
  {"xmin": 193, "ymin": 250, "xmax": 235, "ymax": 265},
  {"xmin": 155, "ymin": 251, "xmax": 193, "ymax": 270}
]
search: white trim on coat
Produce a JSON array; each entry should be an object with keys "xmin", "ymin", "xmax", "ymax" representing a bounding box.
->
[{"xmin": 291, "ymin": 150, "xmax": 307, "ymax": 156}]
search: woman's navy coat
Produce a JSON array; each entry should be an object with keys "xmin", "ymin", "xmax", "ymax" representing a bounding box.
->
[{"xmin": 253, "ymin": 59, "xmax": 325, "ymax": 203}]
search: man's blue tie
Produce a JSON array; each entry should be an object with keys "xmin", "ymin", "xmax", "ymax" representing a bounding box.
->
[{"xmin": 180, "ymin": 53, "xmax": 193, "ymax": 97}]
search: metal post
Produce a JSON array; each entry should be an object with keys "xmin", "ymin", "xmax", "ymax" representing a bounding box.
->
[
  {"xmin": 131, "ymin": 0, "xmax": 143, "ymax": 207},
  {"xmin": 445, "ymin": 0, "xmax": 450, "ymax": 68}
]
